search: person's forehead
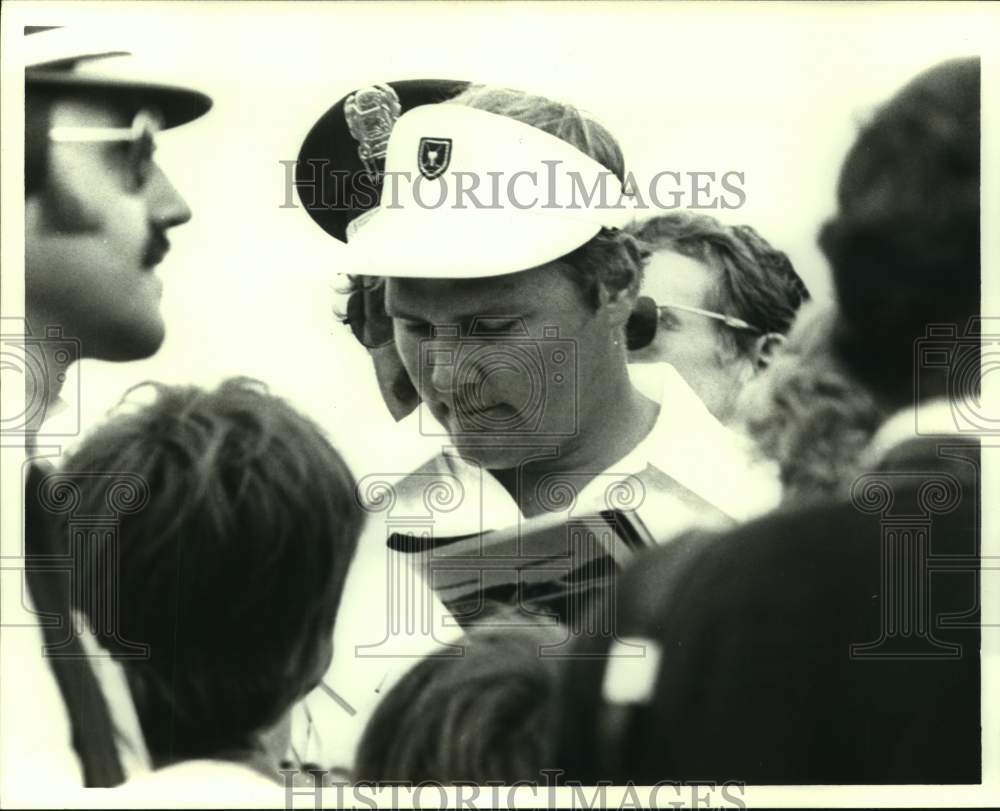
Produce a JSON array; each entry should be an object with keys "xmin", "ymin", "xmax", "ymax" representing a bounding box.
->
[
  {"xmin": 641, "ymin": 248, "xmax": 717, "ymax": 308},
  {"xmin": 385, "ymin": 262, "xmax": 572, "ymax": 318}
]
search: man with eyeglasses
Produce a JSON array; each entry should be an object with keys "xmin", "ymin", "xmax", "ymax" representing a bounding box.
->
[
  {"xmin": 6, "ymin": 26, "xmax": 211, "ymax": 793},
  {"xmin": 25, "ymin": 29, "xmax": 209, "ymax": 393},
  {"xmin": 625, "ymin": 212, "xmax": 810, "ymax": 425}
]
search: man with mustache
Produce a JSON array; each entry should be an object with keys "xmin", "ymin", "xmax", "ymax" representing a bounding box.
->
[
  {"xmin": 24, "ymin": 28, "xmax": 206, "ymax": 392},
  {"xmin": 5, "ymin": 26, "xmax": 211, "ymax": 792}
]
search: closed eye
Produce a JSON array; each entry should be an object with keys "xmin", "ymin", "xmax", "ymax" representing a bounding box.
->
[
  {"xmin": 397, "ymin": 319, "xmax": 431, "ymax": 337},
  {"xmin": 658, "ymin": 310, "xmax": 682, "ymax": 330},
  {"xmin": 474, "ymin": 318, "xmax": 521, "ymax": 335}
]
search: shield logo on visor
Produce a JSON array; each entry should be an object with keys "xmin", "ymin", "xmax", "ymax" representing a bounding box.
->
[{"xmin": 417, "ymin": 137, "xmax": 452, "ymax": 179}]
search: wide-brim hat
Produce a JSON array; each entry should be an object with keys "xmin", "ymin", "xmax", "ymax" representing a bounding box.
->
[{"xmin": 25, "ymin": 26, "xmax": 212, "ymax": 130}]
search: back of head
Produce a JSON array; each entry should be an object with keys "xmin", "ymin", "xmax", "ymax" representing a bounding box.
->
[
  {"xmin": 57, "ymin": 378, "xmax": 363, "ymax": 764},
  {"xmin": 819, "ymin": 57, "xmax": 980, "ymax": 407},
  {"xmin": 354, "ymin": 618, "xmax": 564, "ymax": 784}
]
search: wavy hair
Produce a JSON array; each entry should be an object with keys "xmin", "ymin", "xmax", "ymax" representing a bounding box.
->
[{"xmin": 58, "ymin": 378, "xmax": 363, "ymax": 764}]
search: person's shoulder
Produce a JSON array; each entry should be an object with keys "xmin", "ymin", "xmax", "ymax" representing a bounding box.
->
[
  {"xmin": 632, "ymin": 362, "xmax": 783, "ymax": 520},
  {"xmin": 622, "ymin": 498, "xmax": 864, "ymax": 595},
  {"xmin": 114, "ymin": 760, "xmax": 281, "ymax": 800}
]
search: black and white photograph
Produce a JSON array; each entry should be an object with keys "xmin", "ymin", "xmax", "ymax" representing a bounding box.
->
[{"xmin": 0, "ymin": 1, "xmax": 997, "ymax": 808}]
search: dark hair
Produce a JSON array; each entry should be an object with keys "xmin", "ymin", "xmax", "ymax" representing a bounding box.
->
[
  {"xmin": 58, "ymin": 378, "xmax": 364, "ymax": 764},
  {"xmin": 335, "ymin": 274, "xmax": 384, "ymax": 336},
  {"xmin": 449, "ymin": 84, "xmax": 645, "ymax": 309},
  {"xmin": 354, "ymin": 618, "xmax": 564, "ymax": 784},
  {"xmin": 629, "ymin": 212, "xmax": 810, "ymax": 354},
  {"xmin": 819, "ymin": 57, "xmax": 980, "ymax": 405}
]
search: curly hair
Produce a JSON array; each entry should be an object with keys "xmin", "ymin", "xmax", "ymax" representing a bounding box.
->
[
  {"xmin": 449, "ymin": 85, "xmax": 645, "ymax": 308},
  {"xmin": 56, "ymin": 378, "xmax": 364, "ymax": 764},
  {"xmin": 740, "ymin": 304, "xmax": 886, "ymax": 504},
  {"xmin": 628, "ymin": 212, "xmax": 809, "ymax": 354}
]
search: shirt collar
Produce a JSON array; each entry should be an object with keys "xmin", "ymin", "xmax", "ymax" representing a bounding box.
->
[
  {"xmin": 861, "ymin": 396, "xmax": 963, "ymax": 468},
  {"xmin": 427, "ymin": 362, "xmax": 780, "ymax": 525}
]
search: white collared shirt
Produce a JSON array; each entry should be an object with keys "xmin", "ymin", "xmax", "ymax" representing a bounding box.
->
[
  {"xmin": 294, "ymin": 363, "xmax": 780, "ymax": 772},
  {"xmin": 861, "ymin": 396, "xmax": 968, "ymax": 468},
  {"xmin": 110, "ymin": 759, "xmax": 283, "ymax": 805},
  {"xmin": 1, "ymin": 445, "xmax": 151, "ymax": 797}
]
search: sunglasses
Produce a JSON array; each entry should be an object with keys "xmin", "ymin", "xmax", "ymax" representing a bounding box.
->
[
  {"xmin": 345, "ymin": 279, "xmax": 395, "ymax": 349},
  {"xmin": 625, "ymin": 295, "xmax": 761, "ymax": 350}
]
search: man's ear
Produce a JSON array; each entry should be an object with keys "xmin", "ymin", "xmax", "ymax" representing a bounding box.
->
[
  {"xmin": 599, "ymin": 282, "xmax": 640, "ymax": 330},
  {"xmin": 752, "ymin": 332, "xmax": 786, "ymax": 372}
]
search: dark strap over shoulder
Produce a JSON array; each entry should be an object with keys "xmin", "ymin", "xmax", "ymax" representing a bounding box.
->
[{"xmin": 24, "ymin": 462, "xmax": 125, "ymax": 788}]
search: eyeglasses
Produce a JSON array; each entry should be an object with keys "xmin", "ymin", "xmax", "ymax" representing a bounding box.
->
[
  {"xmin": 625, "ymin": 295, "xmax": 761, "ymax": 350},
  {"xmin": 49, "ymin": 109, "xmax": 163, "ymax": 192},
  {"xmin": 345, "ymin": 278, "xmax": 395, "ymax": 349},
  {"xmin": 48, "ymin": 108, "xmax": 164, "ymax": 144}
]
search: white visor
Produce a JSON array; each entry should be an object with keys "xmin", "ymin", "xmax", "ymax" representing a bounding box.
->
[{"xmin": 347, "ymin": 104, "xmax": 629, "ymax": 278}]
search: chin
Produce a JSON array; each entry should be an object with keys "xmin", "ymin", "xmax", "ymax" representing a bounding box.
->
[
  {"xmin": 448, "ymin": 434, "xmax": 558, "ymax": 472},
  {"xmin": 89, "ymin": 318, "xmax": 166, "ymax": 361}
]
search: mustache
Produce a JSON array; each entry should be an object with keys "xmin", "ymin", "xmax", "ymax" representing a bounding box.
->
[{"xmin": 142, "ymin": 230, "xmax": 171, "ymax": 268}]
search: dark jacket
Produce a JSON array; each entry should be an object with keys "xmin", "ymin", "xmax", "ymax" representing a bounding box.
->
[{"xmin": 557, "ymin": 436, "xmax": 981, "ymax": 784}]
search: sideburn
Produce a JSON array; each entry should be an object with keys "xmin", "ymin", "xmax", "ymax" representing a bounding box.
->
[{"xmin": 38, "ymin": 167, "xmax": 106, "ymax": 235}]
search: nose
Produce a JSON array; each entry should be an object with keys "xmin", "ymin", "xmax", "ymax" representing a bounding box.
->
[
  {"xmin": 147, "ymin": 164, "xmax": 193, "ymax": 229},
  {"xmin": 427, "ymin": 343, "xmax": 457, "ymax": 394}
]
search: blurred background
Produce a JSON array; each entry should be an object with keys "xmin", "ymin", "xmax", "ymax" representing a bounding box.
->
[{"xmin": 15, "ymin": 1, "xmax": 989, "ymax": 475}]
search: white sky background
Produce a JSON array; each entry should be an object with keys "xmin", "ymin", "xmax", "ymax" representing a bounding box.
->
[
  {"xmin": 10, "ymin": 1, "xmax": 993, "ymax": 475},
  {"xmin": 3, "ymin": 4, "xmax": 1000, "ymax": 806}
]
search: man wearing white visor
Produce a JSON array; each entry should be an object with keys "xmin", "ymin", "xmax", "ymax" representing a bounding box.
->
[
  {"xmin": 290, "ymin": 83, "xmax": 781, "ymax": 776},
  {"xmin": 343, "ymin": 86, "xmax": 781, "ymax": 619}
]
